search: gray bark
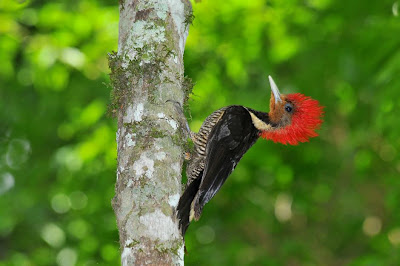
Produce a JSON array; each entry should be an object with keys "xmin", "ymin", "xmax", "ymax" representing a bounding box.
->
[{"xmin": 109, "ymin": 0, "xmax": 192, "ymax": 265}]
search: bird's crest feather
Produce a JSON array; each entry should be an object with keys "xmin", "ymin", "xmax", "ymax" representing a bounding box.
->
[{"xmin": 261, "ymin": 93, "xmax": 324, "ymax": 145}]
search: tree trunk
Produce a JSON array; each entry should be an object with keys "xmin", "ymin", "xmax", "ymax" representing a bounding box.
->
[{"xmin": 109, "ymin": 0, "xmax": 192, "ymax": 265}]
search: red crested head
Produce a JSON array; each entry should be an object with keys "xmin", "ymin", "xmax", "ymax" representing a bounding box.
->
[{"xmin": 260, "ymin": 77, "xmax": 324, "ymax": 145}]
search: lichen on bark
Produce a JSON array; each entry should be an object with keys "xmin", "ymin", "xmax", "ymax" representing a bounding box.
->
[{"xmin": 109, "ymin": 0, "xmax": 192, "ymax": 265}]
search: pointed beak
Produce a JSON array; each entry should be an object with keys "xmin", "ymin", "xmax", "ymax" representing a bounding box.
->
[{"xmin": 268, "ymin": 75, "xmax": 282, "ymax": 104}]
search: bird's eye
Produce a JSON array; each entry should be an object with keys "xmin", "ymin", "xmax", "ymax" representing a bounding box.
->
[{"xmin": 285, "ymin": 103, "xmax": 293, "ymax": 113}]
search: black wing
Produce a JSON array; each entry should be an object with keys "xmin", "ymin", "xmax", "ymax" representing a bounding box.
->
[{"xmin": 193, "ymin": 106, "xmax": 260, "ymax": 218}]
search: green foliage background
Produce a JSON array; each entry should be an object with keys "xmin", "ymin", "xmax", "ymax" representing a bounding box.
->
[{"xmin": 1, "ymin": 0, "xmax": 400, "ymax": 265}]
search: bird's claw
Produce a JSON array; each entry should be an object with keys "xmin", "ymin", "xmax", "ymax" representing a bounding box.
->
[{"xmin": 184, "ymin": 152, "xmax": 192, "ymax": 160}]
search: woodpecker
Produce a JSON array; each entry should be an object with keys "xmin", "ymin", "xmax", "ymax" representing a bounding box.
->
[{"xmin": 177, "ymin": 76, "xmax": 324, "ymax": 236}]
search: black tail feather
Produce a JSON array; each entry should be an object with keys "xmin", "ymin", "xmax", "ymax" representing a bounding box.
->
[{"xmin": 177, "ymin": 177, "xmax": 202, "ymax": 236}]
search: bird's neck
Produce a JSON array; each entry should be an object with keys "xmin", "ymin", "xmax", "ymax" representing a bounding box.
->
[{"xmin": 246, "ymin": 108, "xmax": 276, "ymax": 132}]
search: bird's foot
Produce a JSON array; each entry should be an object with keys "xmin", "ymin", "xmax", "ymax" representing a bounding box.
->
[{"xmin": 184, "ymin": 151, "xmax": 191, "ymax": 160}]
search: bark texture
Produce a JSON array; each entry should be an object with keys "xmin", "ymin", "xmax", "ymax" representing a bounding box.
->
[{"xmin": 109, "ymin": 0, "xmax": 192, "ymax": 265}]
